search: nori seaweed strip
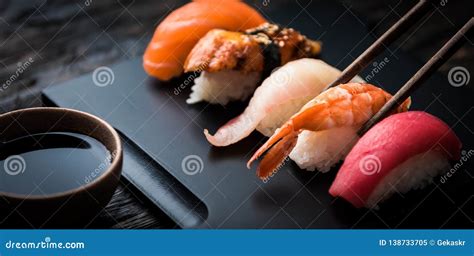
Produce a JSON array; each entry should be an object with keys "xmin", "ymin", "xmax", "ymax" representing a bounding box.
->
[
  {"xmin": 260, "ymin": 42, "xmax": 281, "ymax": 79},
  {"xmin": 247, "ymin": 24, "xmax": 283, "ymax": 78}
]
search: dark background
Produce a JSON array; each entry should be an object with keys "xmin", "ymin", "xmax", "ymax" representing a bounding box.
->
[{"xmin": 0, "ymin": 0, "xmax": 472, "ymax": 228}]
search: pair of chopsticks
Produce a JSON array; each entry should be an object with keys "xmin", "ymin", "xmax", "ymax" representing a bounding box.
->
[{"xmin": 324, "ymin": 0, "xmax": 473, "ymax": 135}]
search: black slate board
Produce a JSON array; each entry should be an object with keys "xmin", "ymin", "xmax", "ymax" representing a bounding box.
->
[{"xmin": 42, "ymin": 0, "xmax": 473, "ymax": 228}]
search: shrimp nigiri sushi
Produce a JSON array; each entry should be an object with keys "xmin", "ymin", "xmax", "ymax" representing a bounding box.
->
[
  {"xmin": 247, "ymin": 83, "xmax": 411, "ymax": 181},
  {"xmin": 184, "ymin": 23, "xmax": 322, "ymax": 105},
  {"xmin": 204, "ymin": 58, "xmax": 365, "ymax": 146},
  {"xmin": 143, "ymin": 0, "xmax": 266, "ymax": 81},
  {"xmin": 329, "ymin": 111, "xmax": 462, "ymax": 208}
]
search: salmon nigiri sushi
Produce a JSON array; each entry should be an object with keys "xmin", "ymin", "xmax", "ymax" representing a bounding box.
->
[
  {"xmin": 143, "ymin": 0, "xmax": 266, "ymax": 81},
  {"xmin": 247, "ymin": 83, "xmax": 411, "ymax": 181},
  {"xmin": 329, "ymin": 111, "xmax": 462, "ymax": 208},
  {"xmin": 184, "ymin": 23, "xmax": 322, "ymax": 105}
]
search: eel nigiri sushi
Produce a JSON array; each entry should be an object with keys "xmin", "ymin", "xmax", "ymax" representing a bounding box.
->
[
  {"xmin": 184, "ymin": 23, "xmax": 322, "ymax": 105},
  {"xmin": 204, "ymin": 58, "xmax": 365, "ymax": 146},
  {"xmin": 143, "ymin": 0, "xmax": 266, "ymax": 81},
  {"xmin": 329, "ymin": 111, "xmax": 462, "ymax": 208},
  {"xmin": 247, "ymin": 83, "xmax": 411, "ymax": 181}
]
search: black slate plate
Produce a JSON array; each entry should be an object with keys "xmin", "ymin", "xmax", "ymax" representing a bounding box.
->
[{"xmin": 42, "ymin": 0, "xmax": 473, "ymax": 228}]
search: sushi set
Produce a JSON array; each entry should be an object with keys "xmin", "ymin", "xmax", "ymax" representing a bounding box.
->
[{"xmin": 43, "ymin": 0, "xmax": 473, "ymax": 228}]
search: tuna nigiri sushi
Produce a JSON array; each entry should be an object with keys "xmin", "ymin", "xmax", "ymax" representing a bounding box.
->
[
  {"xmin": 184, "ymin": 23, "xmax": 322, "ymax": 105},
  {"xmin": 204, "ymin": 59, "xmax": 365, "ymax": 146},
  {"xmin": 143, "ymin": 0, "xmax": 266, "ymax": 81},
  {"xmin": 329, "ymin": 111, "xmax": 462, "ymax": 208},
  {"xmin": 247, "ymin": 83, "xmax": 411, "ymax": 181}
]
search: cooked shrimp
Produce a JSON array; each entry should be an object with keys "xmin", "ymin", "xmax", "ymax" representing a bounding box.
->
[
  {"xmin": 247, "ymin": 83, "xmax": 411, "ymax": 180},
  {"xmin": 203, "ymin": 59, "xmax": 365, "ymax": 146}
]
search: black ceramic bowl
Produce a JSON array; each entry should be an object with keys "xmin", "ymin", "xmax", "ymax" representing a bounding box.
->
[{"xmin": 0, "ymin": 107, "xmax": 122, "ymax": 227}]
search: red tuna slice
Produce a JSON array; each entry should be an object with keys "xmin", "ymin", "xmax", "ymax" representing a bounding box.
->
[{"xmin": 329, "ymin": 111, "xmax": 462, "ymax": 208}]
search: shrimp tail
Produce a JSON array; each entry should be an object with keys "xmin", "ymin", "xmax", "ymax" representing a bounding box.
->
[
  {"xmin": 247, "ymin": 122, "xmax": 295, "ymax": 168},
  {"xmin": 247, "ymin": 103, "xmax": 326, "ymax": 169},
  {"xmin": 256, "ymin": 131, "xmax": 298, "ymax": 180}
]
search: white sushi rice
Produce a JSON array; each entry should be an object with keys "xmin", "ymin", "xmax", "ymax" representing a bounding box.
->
[
  {"xmin": 187, "ymin": 71, "xmax": 261, "ymax": 105},
  {"xmin": 289, "ymin": 127, "xmax": 360, "ymax": 172},
  {"xmin": 366, "ymin": 150, "xmax": 450, "ymax": 208}
]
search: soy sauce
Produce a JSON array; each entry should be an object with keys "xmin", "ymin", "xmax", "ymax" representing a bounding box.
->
[{"xmin": 0, "ymin": 132, "xmax": 111, "ymax": 196}]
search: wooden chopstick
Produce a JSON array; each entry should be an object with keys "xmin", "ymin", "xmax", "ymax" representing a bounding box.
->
[
  {"xmin": 323, "ymin": 0, "xmax": 433, "ymax": 91},
  {"xmin": 358, "ymin": 18, "xmax": 474, "ymax": 135}
]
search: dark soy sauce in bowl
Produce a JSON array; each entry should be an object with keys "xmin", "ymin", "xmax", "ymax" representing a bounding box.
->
[{"xmin": 0, "ymin": 132, "xmax": 111, "ymax": 196}]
